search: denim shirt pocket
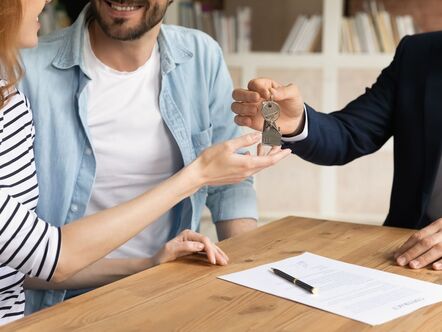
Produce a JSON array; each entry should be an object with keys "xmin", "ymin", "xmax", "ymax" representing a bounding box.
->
[
  {"xmin": 191, "ymin": 124, "xmax": 213, "ymax": 196},
  {"xmin": 191, "ymin": 124, "xmax": 213, "ymax": 157}
]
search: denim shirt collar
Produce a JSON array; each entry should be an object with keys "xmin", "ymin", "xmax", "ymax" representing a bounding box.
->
[{"xmin": 51, "ymin": 4, "xmax": 193, "ymax": 75}]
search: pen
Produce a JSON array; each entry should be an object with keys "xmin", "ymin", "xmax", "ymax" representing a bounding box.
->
[{"xmin": 270, "ymin": 268, "xmax": 318, "ymax": 295}]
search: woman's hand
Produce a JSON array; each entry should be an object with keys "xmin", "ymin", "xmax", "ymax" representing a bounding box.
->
[
  {"xmin": 152, "ymin": 229, "xmax": 229, "ymax": 266},
  {"xmin": 191, "ymin": 132, "xmax": 291, "ymax": 187}
]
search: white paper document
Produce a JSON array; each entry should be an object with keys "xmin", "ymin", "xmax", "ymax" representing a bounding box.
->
[{"xmin": 218, "ymin": 252, "xmax": 442, "ymax": 325}]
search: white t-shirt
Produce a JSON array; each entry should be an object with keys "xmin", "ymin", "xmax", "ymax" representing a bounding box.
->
[{"xmin": 83, "ymin": 29, "xmax": 182, "ymax": 258}]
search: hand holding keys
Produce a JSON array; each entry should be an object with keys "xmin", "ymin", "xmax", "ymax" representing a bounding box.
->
[{"xmin": 261, "ymin": 96, "xmax": 282, "ymax": 147}]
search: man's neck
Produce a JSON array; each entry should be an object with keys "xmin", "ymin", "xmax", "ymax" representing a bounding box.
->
[{"xmin": 88, "ymin": 22, "xmax": 161, "ymax": 72}]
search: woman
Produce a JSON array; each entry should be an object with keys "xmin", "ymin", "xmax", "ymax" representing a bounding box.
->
[{"xmin": 0, "ymin": 0, "xmax": 290, "ymax": 324}]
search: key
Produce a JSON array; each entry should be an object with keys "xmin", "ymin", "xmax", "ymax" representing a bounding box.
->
[
  {"xmin": 261, "ymin": 100, "xmax": 282, "ymax": 146},
  {"xmin": 261, "ymin": 100, "xmax": 280, "ymax": 123},
  {"xmin": 262, "ymin": 121, "xmax": 282, "ymax": 146}
]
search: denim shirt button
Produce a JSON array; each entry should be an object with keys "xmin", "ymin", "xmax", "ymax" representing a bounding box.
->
[
  {"xmin": 71, "ymin": 204, "xmax": 79, "ymax": 212},
  {"xmin": 85, "ymin": 148, "xmax": 92, "ymax": 156}
]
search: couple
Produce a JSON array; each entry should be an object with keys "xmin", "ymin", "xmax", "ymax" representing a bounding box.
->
[
  {"xmin": 3, "ymin": 0, "xmax": 441, "ymax": 325},
  {"xmin": 0, "ymin": 0, "xmax": 290, "ymax": 324}
]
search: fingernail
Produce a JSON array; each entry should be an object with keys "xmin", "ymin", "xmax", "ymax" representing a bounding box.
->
[
  {"xmin": 197, "ymin": 243, "xmax": 204, "ymax": 250},
  {"xmin": 253, "ymin": 132, "xmax": 262, "ymax": 139},
  {"xmin": 410, "ymin": 260, "xmax": 420, "ymax": 269},
  {"xmin": 397, "ymin": 257, "xmax": 406, "ymax": 266},
  {"xmin": 212, "ymin": 258, "xmax": 216, "ymax": 265},
  {"xmin": 433, "ymin": 263, "xmax": 442, "ymax": 270}
]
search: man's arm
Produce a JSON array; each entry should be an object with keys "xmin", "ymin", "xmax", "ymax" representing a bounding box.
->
[
  {"xmin": 215, "ymin": 218, "xmax": 258, "ymax": 241},
  {"xmin": 232, "ymin": 37, "xmax": 410, "ymax": 166},
  {"xmin": 205, "ymin": 40, "xmax": 259, "ymax": 237}
]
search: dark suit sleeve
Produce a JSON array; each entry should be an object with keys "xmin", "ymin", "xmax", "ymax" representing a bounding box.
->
[{"xmin": 283, "ymin": 37, "xmax": 409, "ymax": 165}]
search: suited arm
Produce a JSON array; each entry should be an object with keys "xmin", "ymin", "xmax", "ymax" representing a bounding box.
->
[{"xmin": 284, "ymin": 37, "xmax": 409, "ymax": 165}]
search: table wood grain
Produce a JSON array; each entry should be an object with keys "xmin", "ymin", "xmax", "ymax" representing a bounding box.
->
[{"xmin": 3, "ymin": 217, "xmax": 442, "ymax": 331}]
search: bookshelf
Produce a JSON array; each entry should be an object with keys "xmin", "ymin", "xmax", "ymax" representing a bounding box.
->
[{"xmin": 348, "ymin": 0, "xmax": 442, "ymax": 33}]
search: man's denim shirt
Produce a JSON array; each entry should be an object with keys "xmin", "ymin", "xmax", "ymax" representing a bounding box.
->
[{"xmin": 20, "ymin": 7, "xmax": 257, "ymax": 313}]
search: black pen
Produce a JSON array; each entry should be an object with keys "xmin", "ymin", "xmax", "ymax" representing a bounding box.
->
[{"xmin": 270, "ymin": 268, "xmax": 318, "ymax": 295}]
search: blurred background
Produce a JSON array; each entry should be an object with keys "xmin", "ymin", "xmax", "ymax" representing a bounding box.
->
[{"xmin": 40, "ymin": 0, "xmax": 442, "ymax": 239}]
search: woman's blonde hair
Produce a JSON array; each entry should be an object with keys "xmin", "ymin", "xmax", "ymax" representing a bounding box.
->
[{"xmin": 0, "ymin": 0, "xmax": 23, "ymax": 109}]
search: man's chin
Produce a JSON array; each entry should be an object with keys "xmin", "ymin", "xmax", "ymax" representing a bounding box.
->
[
  {"xmin": 100, "ymin": 23, "xmax": 149, "ymax": 41},
  {"xmin": 107, "ymin": 31, "xmax": 142, "ymax": 41},
  {"xmin": 91, "ymin": 0, "xmax": 167, "ymax": 41}
]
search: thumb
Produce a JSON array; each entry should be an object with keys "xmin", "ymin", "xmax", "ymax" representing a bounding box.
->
[
  {"xmin": 227, "ymin": 132, "xmax": 262, "ymax": 151},
  {"xmin": 248, "ymin": 78, "xmax": 281, "ymax": 99},
  {"xmin": 270, "ymin": 84, "xmax": 299, "ymax": 103}
]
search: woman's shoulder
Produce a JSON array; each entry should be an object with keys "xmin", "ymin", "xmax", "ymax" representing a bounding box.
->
[{"xmin": 0, "ymin": 82, "xmax": 29, "ymax": 114}]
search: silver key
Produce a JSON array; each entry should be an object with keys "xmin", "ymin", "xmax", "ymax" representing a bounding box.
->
[
  {"xmin": 261, "ymin": 101, "xmax": 280, "ymax": 123},
  {"xmin": 261, "ymin": 100, "xmax": 281, "ymax": 146},
  {"xmin": 262, "ymin": 121, "xmax": 282, "ymax": 146}
]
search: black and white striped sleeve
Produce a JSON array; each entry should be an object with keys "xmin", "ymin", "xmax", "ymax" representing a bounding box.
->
[{"xmin": 0, "ymin": 190, "xmax": 61, "ymax": 281}]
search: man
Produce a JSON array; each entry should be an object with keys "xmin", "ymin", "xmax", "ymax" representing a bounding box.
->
[
  {"xmin": 20, "ymin": 0, "xmax": 258, "ymax": 312},
  {"xmin": 232, "ymin": 32, "xmax": 442, "ymax": 271}
]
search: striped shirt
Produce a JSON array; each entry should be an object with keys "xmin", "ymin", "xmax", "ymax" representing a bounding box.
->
[{"xmin": 0, "ymin": 86, "xmax": 61, "ymax": 325}]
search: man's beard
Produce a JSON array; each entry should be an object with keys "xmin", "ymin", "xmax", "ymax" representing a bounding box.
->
[{"xmin": 90, "ymin": 0, "xmax": 169, "ymax": 41}]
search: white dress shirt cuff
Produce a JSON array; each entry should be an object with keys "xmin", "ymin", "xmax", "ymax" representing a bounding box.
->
[{"xmin": 281, "ymin": 105, "xmax": 309, "ymax": 142}]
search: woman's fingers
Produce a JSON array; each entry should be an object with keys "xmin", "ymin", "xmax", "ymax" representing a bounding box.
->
[
  {"xmin": 214, "ymin": 244, "xmax": 229, "ymax": 264},
  {"xmin": 179, "ymin": 230, "xmax": 229, "ymax": 265},
  {"xmin": 198, "ymin": 130, "xmax": 292, "ymax": 187},
  {"xmin": 206, "ymin": 147, "xmax": 291, "ymax": 186},
  {"xmin": 267, "ymin": 145, "xmax": 283, "ymax": 156},
  {"xmin": 181, "ymin": 230, "xmax": 217, "ymax": 264},
  {"xmin": 225, "ymin": 132, "xmax": 262, "ymax": 151},
  {"xmin": 257, "ymin": 143, "xmax": 274, "ymax": 156},
  {"xmin": 257, "ymin": 143, "xmax": 264, "ymax": 156},
  {"xmin": 242, "ymin": 148, "xmax": 292, "ymax": 169},
  {"xmin": 175, "ymin": 241, "xmax": 205, "ymax": 256},
  {"xmin": 198, "ymin": 244, "xmax": 228, "ymax": 266}
]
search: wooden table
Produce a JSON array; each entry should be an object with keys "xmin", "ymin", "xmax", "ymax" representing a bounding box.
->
[{"xmin": 3, "ymin": 217, "xmax": 442, "ymax": 331}]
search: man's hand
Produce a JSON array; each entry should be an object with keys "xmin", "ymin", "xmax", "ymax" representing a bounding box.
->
[
  {"xmin": 394, "ymin": 218, "xmax": 442, "ymax": 270},
  {"xmin": 232, "ymin": 78, "xmax": 305, "ymax": 136},
  {"xmin": 153, "ymin": 229, "xmax": 229, "ymax": 266}
]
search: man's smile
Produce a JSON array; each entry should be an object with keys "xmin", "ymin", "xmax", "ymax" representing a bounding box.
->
[{"xmin": 104, "ymin": 0, "xmax": 145, "ymax": 13}]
